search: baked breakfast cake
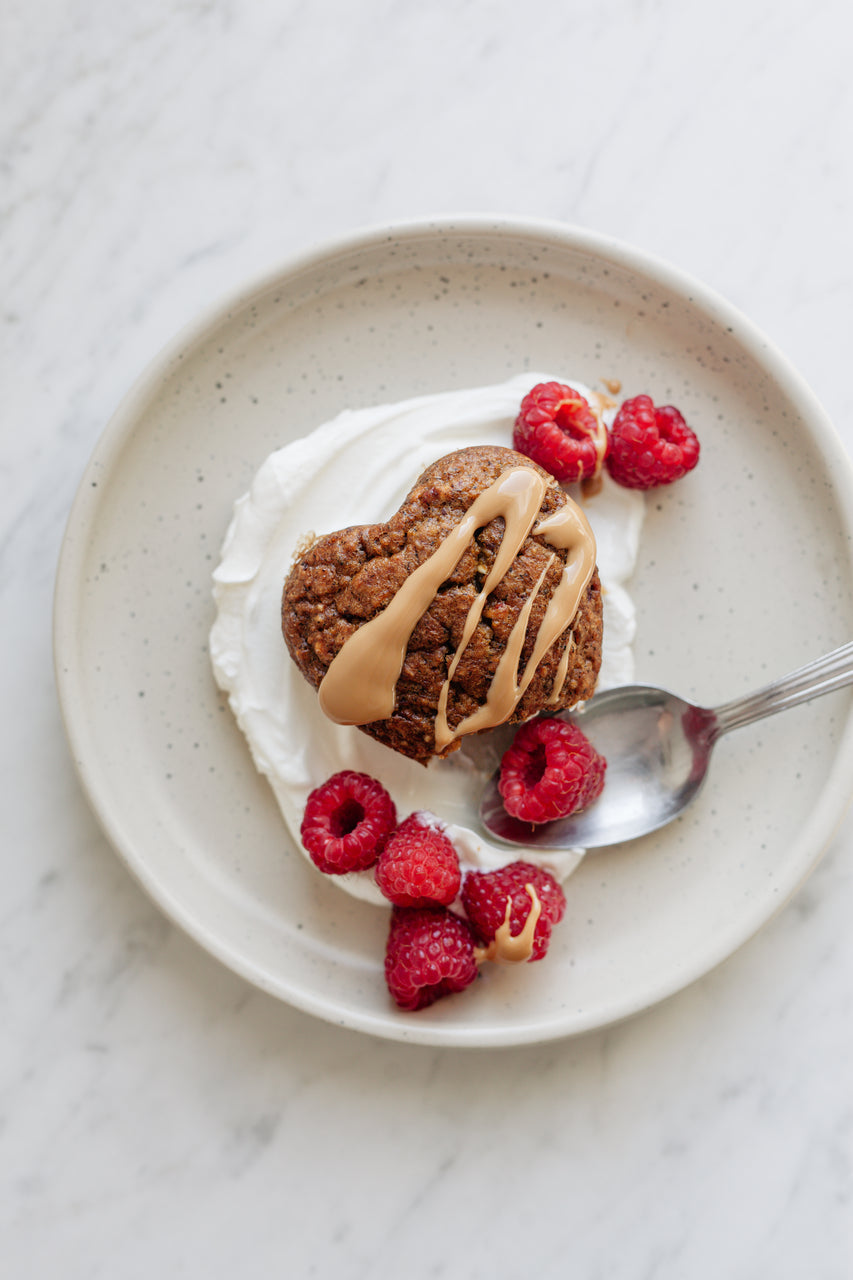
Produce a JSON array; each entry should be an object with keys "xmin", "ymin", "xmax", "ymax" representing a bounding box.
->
[{"xmin": 281, "ymin": 444, "xmax": 603, "ymax": 764}]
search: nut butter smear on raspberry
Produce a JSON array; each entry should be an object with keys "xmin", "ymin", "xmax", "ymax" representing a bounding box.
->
[
  {"xmin": 317, "ymin": 466, "xmax": 596, "ymax": 749},
  {"xmin": 474, "ymin": 885, "xmax": 542, "ymax": 965}
]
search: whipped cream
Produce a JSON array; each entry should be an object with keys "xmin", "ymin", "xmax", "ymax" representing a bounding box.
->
[{"xmin": 210, "ymin": 373, "xmax": 645, "ymax": 904}]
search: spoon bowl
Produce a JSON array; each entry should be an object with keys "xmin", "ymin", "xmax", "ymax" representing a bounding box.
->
[{"xmin": 480, "ymin": 641, "xmax": 853, "ymax": 850}]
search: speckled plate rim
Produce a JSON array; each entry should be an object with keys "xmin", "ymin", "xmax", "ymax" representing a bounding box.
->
[{"xmin": 53, "ymin": 214, "xmax": 853, "ymax": 1047}]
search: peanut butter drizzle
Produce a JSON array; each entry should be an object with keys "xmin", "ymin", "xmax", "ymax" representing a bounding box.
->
[
  {"xmin": 587, "ymin": 392, "xmax": 612, "ymax": 477},
  {"xmin": 531, "ymin": 505, "xmax": 597, "ymax": 706},
  {"xmin": 474, "ymin": 885, "xmax": 542, "ymax": 965},
  {"xmin": 317, "ymin": 467, "xmax": 596, "ymax": 746},
  {"xmin": 435, "ymin": 554, "xmax": 555, "ymax": 750},
  {"xmin": 548, "ymin": 631, "xmax": 576, "ymax": 706}
]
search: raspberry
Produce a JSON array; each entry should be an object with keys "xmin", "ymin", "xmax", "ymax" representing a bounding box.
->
[
  {"xmin": 375, "ymin": 812, "xmax": 461, "ymax": 907},
  {"xmin": 300, "ymin": 770, "xmax": 397, "ymax": 874},
  {"xmin": 384, "ymin": 906, "xmax": 479, "ymax": 1010},
  {"xmin": 512, "ymin": 381, "xmax": 607, "ymax": 483},
  {"xmin": 498, "ymin": 717, "xmax": 605, "ymax": 824},
  {"xmin": 460, "ymin": 861, "xmax": 566, "ymax": 963},
  {"xmin": 606, "ymin": 395, "xmax": 700, "ymax": 490}
]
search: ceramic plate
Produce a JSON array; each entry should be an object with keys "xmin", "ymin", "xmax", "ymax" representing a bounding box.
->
[{"xmin": 54, "ymin": 217, "xmax": 853, "ymax": 1046}]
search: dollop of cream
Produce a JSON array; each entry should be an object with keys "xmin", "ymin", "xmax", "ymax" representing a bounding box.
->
[{"xmin": 210, "ymin": 373, "xmax": 645, "ymax": 904}]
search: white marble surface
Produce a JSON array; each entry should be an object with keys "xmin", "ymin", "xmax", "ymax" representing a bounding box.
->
[{"xmin": 4, "ymin": 0, "xmax": 853, "ymax": 1275}]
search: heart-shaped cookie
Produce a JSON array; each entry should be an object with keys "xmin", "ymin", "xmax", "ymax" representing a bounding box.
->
[{"xmin": 281, "ymin": 445, "xmax": 603, "ymax": 764}]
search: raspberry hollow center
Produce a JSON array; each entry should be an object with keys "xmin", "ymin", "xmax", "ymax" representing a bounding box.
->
[
  {"xmin": 521, "ymin": 743, "xmax": 548, "ymax": 789},
  {"xmin": 554, "ymin": 397, "xmax": 588, "ymax": 438},
  {"xmin": 330, "ymin": 798, "xmax": 365, "ymax": 837}
]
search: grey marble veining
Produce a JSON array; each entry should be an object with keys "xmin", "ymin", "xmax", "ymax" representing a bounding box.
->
[{"xmin": 3, "ymin": 0, "xmax": 853, "ymax": 1276}]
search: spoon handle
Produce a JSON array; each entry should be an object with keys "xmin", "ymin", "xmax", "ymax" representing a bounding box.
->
[{"xmin": 712, "ymin": 640, "xmax": 853, "ymax": 736}]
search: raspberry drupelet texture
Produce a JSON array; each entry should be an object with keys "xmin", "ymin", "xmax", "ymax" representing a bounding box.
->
[
  {"xmin": 498, "ymin": 717, "xmax": 606, "ymax": 824},
  {"xmin": 606, "ymin": 395, "xmax": 700, "ymax": 490},
  {"xmin": 384, "ymin": 906, "xmax": 479, "ymax": 1010},
  {"xmin": 460, "ymin": 861, "xmax": 566, "ymax": 963},
  {"xmin": 300, "ymin": 770, "xmax": 397, "ymax": 874},
  {"xmin": 374, "ymin": 812, "xmax": 461, "ymax": 907},
  {"xmin": 512, "ymin": 381, "xmax": 607, "ymax": 483}
]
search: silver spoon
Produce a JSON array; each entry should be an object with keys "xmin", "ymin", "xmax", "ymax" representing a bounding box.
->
[{"xmin": 480, "ymin": 640, "xmax": 853, "ymax": 850}]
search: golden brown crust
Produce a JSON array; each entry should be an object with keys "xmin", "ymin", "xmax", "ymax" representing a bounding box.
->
[{"xmin": 282, "ymin": 445, "xmax": 603, "ymax": 763}]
